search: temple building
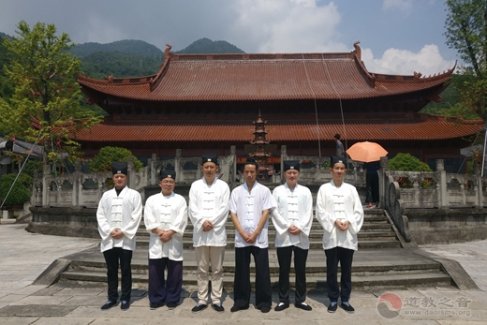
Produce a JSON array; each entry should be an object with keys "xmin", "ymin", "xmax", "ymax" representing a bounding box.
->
[{"xmin": 77, "ymin": 43, "xmax": 483, "ymax": 171}]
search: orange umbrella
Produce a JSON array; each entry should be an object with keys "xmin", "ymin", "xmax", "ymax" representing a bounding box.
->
[{"xmin": 346, "ymin": 141, "xmax": 388, "ymax": 163}]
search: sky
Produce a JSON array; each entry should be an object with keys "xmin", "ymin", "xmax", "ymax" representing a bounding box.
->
[{"xmin": 0, "ymin": 0, "xmax": 458, "ymax": 76}]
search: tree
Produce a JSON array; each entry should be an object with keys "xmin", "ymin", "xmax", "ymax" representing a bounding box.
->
[
  {"xmin": 88, "ymin": 146, "xmax": 143, "ymax": 172},
  {"xmin": 444, "ymin": 0, "xmax": 487, "ymax": 119},
  {"xmin": 0, "ymin": 21, "xmax": 101, "ymax": 166},
  {"xmin": 0, "ymin": 32, "xmax": 13, "ymax": 99},
  {"xmin": 388, "ymin": 153, "xmax": 432, "ymax": 172},
  {"xmin": 445, "ymin": 0, "xmax": 487, "ymax": 77}
]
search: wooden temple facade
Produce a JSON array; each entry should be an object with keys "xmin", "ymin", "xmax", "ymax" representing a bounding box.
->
[{"xmin": 77, "ymin": 43, "xmax": 484, "ymax": 171}]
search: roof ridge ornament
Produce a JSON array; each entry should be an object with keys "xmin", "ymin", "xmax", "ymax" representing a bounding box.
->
[
  {"xmin": 164, "ymin": 44, "xmax": 173, "ymax": 59},
  {"xmin": 149, "ymin": 44, "xmax": 173, "ymax": 91},
  {"xmin": 353, "ymin": 41, "xmax": 361, "ymax": 60}
]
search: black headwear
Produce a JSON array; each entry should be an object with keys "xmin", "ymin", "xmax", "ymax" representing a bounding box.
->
[
  {"xmin": 112, "ymin": 162, "xmax": 128, "ymax": 175},
  {"xmin": 330, "ymin": 155, "xmax": 347, "ymax": 167},
  {"xmin": 244, "ymin": 157, "xmax": 258, "ymax": 169},
  {"xmin": 159, "ymin": 169, "xmax": 176, "ymax": 181},
  {"xmin": 283, "ymin": 160, "xmax": 300, "ymax": 172},
  {"xmin": 201, "ymin": 156, "xmax": 219, "ymax": 166}
]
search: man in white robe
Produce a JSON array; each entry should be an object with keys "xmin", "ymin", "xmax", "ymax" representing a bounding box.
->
[
  {"xmin": 271, "ymin": 161, "xmax": 313, "ymax": 312},
  {"xmin": 144, "ymin": 170, "xmax": 187, "ymax": 309},
  {"xmin": 96, "ymin": 162, "xmax": 142, "ymax": 311},
  {"xmin": 316, "ymin": 156, "xmax": 364, "ymax": 313},
  {"xmin": 229, "ymin": 158, "xmax": 276, "ymax": 313},
  {"xmin": 189, "ymin": 156, "xmax": 230, "ymax": 313}
]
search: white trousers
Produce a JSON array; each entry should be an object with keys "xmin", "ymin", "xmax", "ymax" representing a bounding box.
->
[{"xmin": 195, "ymin": 246, "xmax": 225, "ymax": 305}]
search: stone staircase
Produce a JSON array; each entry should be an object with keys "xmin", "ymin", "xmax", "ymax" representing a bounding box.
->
[{"xmin": 58, "ymin": 208, "xmax": 453, "ymax": 290}]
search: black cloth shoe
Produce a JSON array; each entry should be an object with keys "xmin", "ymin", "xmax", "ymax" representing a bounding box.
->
[
  {"xmin": 211, "ymin": 304, "xmax": 224, "ymax": 312},
  {"xmin": 230, "ymin": 304, "xmax": 249, "ymax": 312},
  {"xmin": 274, "ymin": 302, "xmax": 289, "ymax": 311},
  {"xmin": 295, "ymin": 302, "xmax": 312, "ymax": 311},
  {"xmin": 192, "ymin": 304, "xmax": 208, "ymax": 313},
  {"xmin": 340, "ymin": 302, "xmax": 355, "ymax": 313},
  {"xmin": 100, "ymin": 300, "xmax": 117, "ymax": 310},
  {"xmin": 120, "ymin": 300, "xmax": 130, "ymax": 310},
  {"xmin": 167, "ymin": 302, "xmax": 178, "ymax": 309},
  {"xmin": 327, "ymin": 301, "xmax": 338, "ymax": 313},
  {"xmin": 259, "ymin": 305, "xmax": 271, "ymax": 313},
  {"xmin": 150, "ymin": 302, "xmax": 164, "ymax": 310}
]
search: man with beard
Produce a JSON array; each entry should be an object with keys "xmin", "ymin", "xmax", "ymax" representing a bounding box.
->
[{"xmin": 189, "ymin": 156, "xmax": 230, "ymax": 313}]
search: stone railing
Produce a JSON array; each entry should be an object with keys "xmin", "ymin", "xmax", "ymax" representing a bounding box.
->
[
  {"xmin": 31, "ymin": 149, "xmax": 485, "ymax": 212},
  {"xmin": 146, "ymin": 150, "xmax": 236, "ymax": 186},
  {"xmin": 380, "ymin": 158, "xmax": 486, "ymax": 242},
  {"xmin": 284, "ymin": 154, "xmax": 365, "ymax": 188},
  {"xmin": 383, "ymin": 160, "xmax": 485, "ymax": 209},
  {"xmin": 31, "ymin": 163, "xmax": 148, "ymax": 208},
  {"xmin": 382, "ymin": 172, "xmax": 412, "ymax": 242}
]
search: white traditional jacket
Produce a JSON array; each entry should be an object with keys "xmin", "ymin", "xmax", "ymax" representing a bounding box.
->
[
  {"xmin": 229, "ymin": 181, "xmax": 277, "ymax": 248},
  {"xmin": 144, "ymin": 192, "xmax": 188, "ymax": 261},
  {"xmin": 96, "ymin": 186, "xmax": 143, "ymax": 253},
  {"xmin": 315, "ymin": 181, "xmax": 364, "ymax": 251},
  {"xmin": 188, "ymin": 178, "xmax": 230, "ymax": 247},
  {"xmin": 271, "ymin": 183, "xmax": 313, "ymax": 250}
]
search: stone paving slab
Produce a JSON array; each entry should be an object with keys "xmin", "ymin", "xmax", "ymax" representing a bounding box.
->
[
  {"xmin": 421, "ymin": 240, "xmax": 487, "ymax": 291},
  {"xmin": 0, "ymin": 304, "xmax": 77, "ymax": 317}
]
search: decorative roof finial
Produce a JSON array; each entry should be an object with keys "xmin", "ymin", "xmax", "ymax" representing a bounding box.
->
[
  {"xmin": 353, "ymin": 41, "xmax": 361, "ymax": 60},
  {"xmin": 164, "ymin": 44, "xmax": 173, "ymax": 58}
]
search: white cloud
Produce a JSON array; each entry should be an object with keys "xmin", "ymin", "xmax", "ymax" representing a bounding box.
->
[
  {"xmin": 361, "ymin": 44, "xmax": 455, "ymax": 75},
  {"xmin": 231, "ymin": 0, "xmax": 347, "ymax": 53}
]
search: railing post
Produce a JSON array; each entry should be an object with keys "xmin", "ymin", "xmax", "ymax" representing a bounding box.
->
[
  {"xmin": 230, "ymin": 145, "xmax": 236, "ymax": 188},
  {"xmin": 378, "ymin": 157, "xmax": 388, "ymax": 209},
  {"xmin": 175, "ymin": 149, "xmax": 182, "ymax": 183},
  {"xmin": 42, "ymin": 163, "xmax": 49, "ymax": 207},
  {"xmin": 436, "ymin": 159, "xmax": 447, "ymax": 208},
  {"xmin": 478, "ymin": 176, "xmax": 484, "ymax": 208},
  {"xmin": 150, "ymin": 153, "xmax": 157, "ymax": 186},
  {"xmin": 127, "ymin": 161, "xmax": 134, "ymax": 189},
  {"xmin": 73, "ymin": 163, "xmax": 80, "ymax": 207},
  {"xmin": 281, "ymin": 145, "xmax": 287, "ymax": 176}
]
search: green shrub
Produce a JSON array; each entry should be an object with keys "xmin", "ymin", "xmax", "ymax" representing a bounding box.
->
[
  {"xmin": 388, "ymin": 153, "xmax": 432, "ymax": 172},
  {"xmin": 0, "ymin": 173, "xmax": 32, "ymax": 207},
  {"xmin": 88, "ymin": 146, "xmax": 143, "ymax": 172}
]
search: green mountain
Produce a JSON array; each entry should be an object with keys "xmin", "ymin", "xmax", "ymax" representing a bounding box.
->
[
  {"xmin": 72, "ymin": 38, "xmax": 245, "ymax": 78},
  {"xmin": 78, "ymin": 51, "xmax": 162, "ymax": 78},
  {"xmin": 70, "ymin": 39, "xmax": 163, "ymax": 78},
  {"xmin": 177, "ymin": 37, "xmax": 244, "ymax": 54},
  {"xmin": 71, "ymin": 39, "xmax": 163, "ymax": 58}
]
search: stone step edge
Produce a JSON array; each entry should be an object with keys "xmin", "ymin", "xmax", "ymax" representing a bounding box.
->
[
  {"xmin": 69, "ymin": 261, "xmax": 442, "ymax": 273},
  {"xmin": 60, "ymin": 270, "xmax": 452, "ymax": 287}
]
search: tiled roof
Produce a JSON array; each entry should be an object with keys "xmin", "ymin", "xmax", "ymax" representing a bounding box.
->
[
  {"xmin": 75, "ymin": 118, "xmax": 483, "ymax": 143},
  {"xmin": 78, "ymin": 47, "xmax": 454, "ymax": 102}
]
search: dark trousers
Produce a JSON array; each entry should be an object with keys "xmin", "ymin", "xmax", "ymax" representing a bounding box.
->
[
  {"xmin": 366, "ymin": 169, "xmax": 379, "ymax": 203},
  {"xmin": 276, "ymin": 246, "xmax": 308, "ymax": 304},
  {"xmin": 148, "ymin": 258, "xmax": 183, "ymax": 305},
  {"xmin": 325, "ymin": 247, "xmax": 354, "ymax": 302},
  {"xmin": 103, "ymin": 247, "xmax": 133, "ymax": 301},
  {"xmin": 233, "ymin": 246, "xmax": 271, "ymax": 309}
]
